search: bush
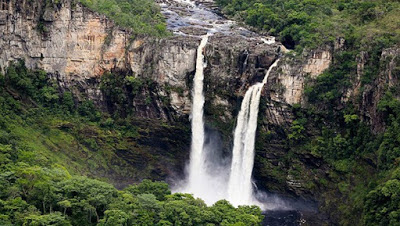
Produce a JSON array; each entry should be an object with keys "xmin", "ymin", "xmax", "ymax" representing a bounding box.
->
[
  {"xmin": 78, "ymin": 100, "xmax": 101, "ymax": 122},
  {"xmin": 78, "ymin": 0, "xmax": 169, "ymax": 37},
  {"xmin": 364, "ymin": 177, "xmax": 400, "ymax": 225}
]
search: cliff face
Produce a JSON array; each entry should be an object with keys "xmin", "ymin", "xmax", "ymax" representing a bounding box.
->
[
  {"xmin": 0, "ymin": 0, "xmax": 335, "ymax": 192},
  {"xmin": 0, "ymin": 0, "xmax": 334, "ymax": 121},
  {"xmin": 0, "ymin": 0, "xmax": 281, "ymax": 119},
  {"xmin": 354, "ymin": 47, "xmax": 400, "ymax": 133},
  {"xmin": 0, "ymin": 0, "xmax": 128, "ymax": 102},
  {"xmin": 1, "ymin": 0, "xmax": 399, "ymax": 214}
]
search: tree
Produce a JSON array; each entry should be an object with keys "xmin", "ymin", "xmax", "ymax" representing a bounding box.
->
[
  {"xmin": 125, "ymin": 179, "xmax": 171, "ymax": 201},
  {"xmin": 364, "ymin": 178, "xmax": 400, "ymax": 225},
  {"xmin": 55, "ymin": 177, "xmax": 118, "ymax": 224},
  {"xmin": 23, "ymin": 212, "xmax": 70, "ymax": 226},
  {"xmin": 98, "ymin": 210, "xmax": 129, "ymax": 226}
]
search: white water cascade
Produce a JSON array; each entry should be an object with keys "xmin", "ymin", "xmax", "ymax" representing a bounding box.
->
[
  {"xmin": 227, "ymin": 59, "xmax": 280, "ymax": 207},
  {"xmin": 183, "ymin": 34, "xmax": 219, "ymax": 202}
]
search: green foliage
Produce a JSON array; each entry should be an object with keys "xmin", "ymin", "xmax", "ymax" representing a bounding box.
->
[
  {"xmin": 216, "ymin": 0, "xmax": 399, "ymax": 50},
  {"xmin": 100, "ymin": 71, "xmax": 164, "ymax": 118},
  {"xmin": 125, "ymin": 75, "xmax": 143, "ymax": 96},
  {"xmin": 304, "ymin": 51, "xmax": 356, "ymax": 105},
  {"xmin": 23, "ymin": 212, "xmax": 71, "ymax": 226},
  {"xmin": 125, "ymin": 179, "xmax": 171, "ymax": 201},
  {"xmin": 0, "ymin": 163, "xmax": 263, "ymax": 225},
  {"xmin": 288, "ymin": 119, "xmax": 306, "ymax": 143},
  {"xmin": 4, "ymin": 60, "xmax": 59, "ymax": 106},
  {"xmin": 100, "ymin": 72, "xmax": 128, "ymax": 114},
  {"xmin": 78, "ymin": 0, "xmax": 169, "ymax": 37},
  {"xmin": 363, "ymin": 174, "xmax": 400, "ymax": 225},
  {"xmin": 377, "ymin": 90, "xmax": 400, "ymax": 170},
  {"xmin": 100, "ymin": 72, "xmax": 147, "ymax": 116},
  {"xmin": 77, "ymin": 100, "xmax": 101, "ymax": 122},
  {"xmin": 61, "ymin": 92, "xmax": 75, "ymax": 113}
]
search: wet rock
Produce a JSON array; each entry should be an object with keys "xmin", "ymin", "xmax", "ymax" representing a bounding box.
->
[{"xmin": 178, "ymin": 26, "xmax": 208, "ymax": 36}]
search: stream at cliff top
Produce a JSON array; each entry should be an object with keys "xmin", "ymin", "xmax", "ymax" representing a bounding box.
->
[
  {"xmin": 157, "ymin": 0, "xmax": 275, "ymax": 41},
  {"xmin": 159, "ymin": 0, "xmax": 322, "ymax": 224}
]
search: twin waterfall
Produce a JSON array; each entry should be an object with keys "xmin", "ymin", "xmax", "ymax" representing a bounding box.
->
[
  {"xmin": 181, "ymin": 35, "xmax": 279, "ymax": 208},
  {"xmin": 185, "ymin": 35, "xmax": 210, "ymax": 197},
  {"xmin": 227, "ymin": 60, "xmax": 280, "ymax": 206}
]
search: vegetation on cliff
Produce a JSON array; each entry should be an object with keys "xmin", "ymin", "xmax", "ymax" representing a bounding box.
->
[
  {"xmin": 298, "ymin": 34, "xmax": 400, "ymax": 226},
  {"xmin": 78, "ymin": 0, "xmax": 169, "ymax": 37},
  {"xmin": 216, "ymin": 0, "xmax": 399, "ymax": 51},
  {"xmin": 0, "ymin": 60, "xmax": 190, "ymax": 186},
  {"xmin": 0, "ymin": 62, "xmax": 264, "ymax": 225},
  {"xmin": 215, "ymin": 0, "xmax": 400, "ymax": 224}
]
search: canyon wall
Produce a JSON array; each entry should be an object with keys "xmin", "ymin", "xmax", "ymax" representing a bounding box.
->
[{"xmin": 1, "ymin": 0, "xmax": 399, "ymax": 212}]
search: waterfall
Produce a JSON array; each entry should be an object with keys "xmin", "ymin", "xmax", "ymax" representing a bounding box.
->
[
  {"xmin": 227, "ymin": 59, "xmax": 280, "ymax": 207},
  {"xmin": 185, "ymin": 34, "xmax": 211, "ymax": 198},
  {"xmin": 179, "ymin": 35, "xmax": 280, "ymax": 207}
]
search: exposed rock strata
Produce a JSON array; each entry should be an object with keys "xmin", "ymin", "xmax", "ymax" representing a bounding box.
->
[
  {"xmin": 0, "ymin": 0, "xmax": 333, "ymax": 198},
  {"xmin": 2, "ymin": 1, "xmax": 399, "ymax": 218}
]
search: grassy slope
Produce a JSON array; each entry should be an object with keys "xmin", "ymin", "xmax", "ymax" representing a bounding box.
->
[{"xmin": 0, "ymin": 62, "xmax": 190, "ymax": 188}]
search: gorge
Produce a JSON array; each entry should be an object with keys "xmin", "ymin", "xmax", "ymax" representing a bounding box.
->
[{"xmin": 0, "ymin": 0, "xmax": 399, "ymax": 225}]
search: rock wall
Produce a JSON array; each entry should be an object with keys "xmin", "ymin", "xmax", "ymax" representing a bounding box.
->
[
  {"xmin": 0, "ymin": 0, "xmax": 337, "ymax": 123},
  {"xmin": 3, "ymin": 0, "xmax": 399, "ymax": 214},
  {"xmin": 355, "ymin": 47, "xmax": 400, "ymax": 133},
  {"xmin": 0, "ymin": 0, "xmax": 130, "ymax": 102},
  {"xmin": 0, "ymin": 0, "xmax": 333, "ymax": 198},
  {"xmin": 0, "ymin": 0, "xmax": 283, "ymax": 120}
]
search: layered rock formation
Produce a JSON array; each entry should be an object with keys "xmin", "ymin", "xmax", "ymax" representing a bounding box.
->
[
  {"xmin": 1, "ymin": 1, "xmax": 399, "ymax": 222},
  {"xmin": 0, "ymin": 0, "xmax": 282, "ymax": 119},
  {"xmin": 0, "ymin": 0, "xmax": 331, "ymax": 196}
]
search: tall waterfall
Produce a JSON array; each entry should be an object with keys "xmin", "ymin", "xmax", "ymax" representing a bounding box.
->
[
  {"xmin": 179, "ymin": 35, "xmax": 280, "ymax": 207},
  {"xmin": 227, "ymin": 60, "xmax": 280, "ymax": 207},
  {"xmin": 185, "ymin": 35, "xmax": 211, "ymax": 198}
]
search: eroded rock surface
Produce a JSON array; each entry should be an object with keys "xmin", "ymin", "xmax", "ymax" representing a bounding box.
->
[{"xmin": 0, "ymin": 0, "xmax": 328, "ymax": 197}]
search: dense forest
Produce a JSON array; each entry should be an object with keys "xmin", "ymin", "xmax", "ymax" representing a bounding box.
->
[{"xmin": 216, "ymin": 0, "xmax": 399, "ymax": 51}]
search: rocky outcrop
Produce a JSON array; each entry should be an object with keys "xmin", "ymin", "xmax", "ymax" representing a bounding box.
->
[
  {"xmin": 0, "ymin": 0, "xmax": 282, "ymax": 121},
  {"xmin": 356, "ymin": 47, "xmax": 400, "ymax": 133},
  {"xmin": 266, "ymin": 49, "xmax": 332, "ymax": 107},
  {"xmin": 0, "ymin": 0, "xmax": 129, "ymax": 103},
  {"xmin": 302, "ymin": 50, "xmax": 332, "ymax": 79}
]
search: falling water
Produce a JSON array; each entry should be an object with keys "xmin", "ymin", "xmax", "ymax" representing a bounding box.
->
[
  {"xmin": 227, "ymin": 59, "xmax": 280, "ymax": 207},
  {"xmin": 184, "ymin": 34, "xmax": 211, "ymax": 197}
]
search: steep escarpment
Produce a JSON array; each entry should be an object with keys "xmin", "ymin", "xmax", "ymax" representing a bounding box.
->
[
  {"xmin": 0, "ymin": 0, "xmax": 332, "ymax": 204},
  {"xmin": 0, "ymin": 0, "xmax": 283, "ymax": 186},
  {"xmin": 0, "ymin": 0, "xmax": 281, "ymax": 119},
  {"xmin": 257, "ymin": 41, "xmax": 400, "ymax": 224},
  {"xmin": 2, "ymin": 0, "xmax": 400, "ymax": 225}
]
